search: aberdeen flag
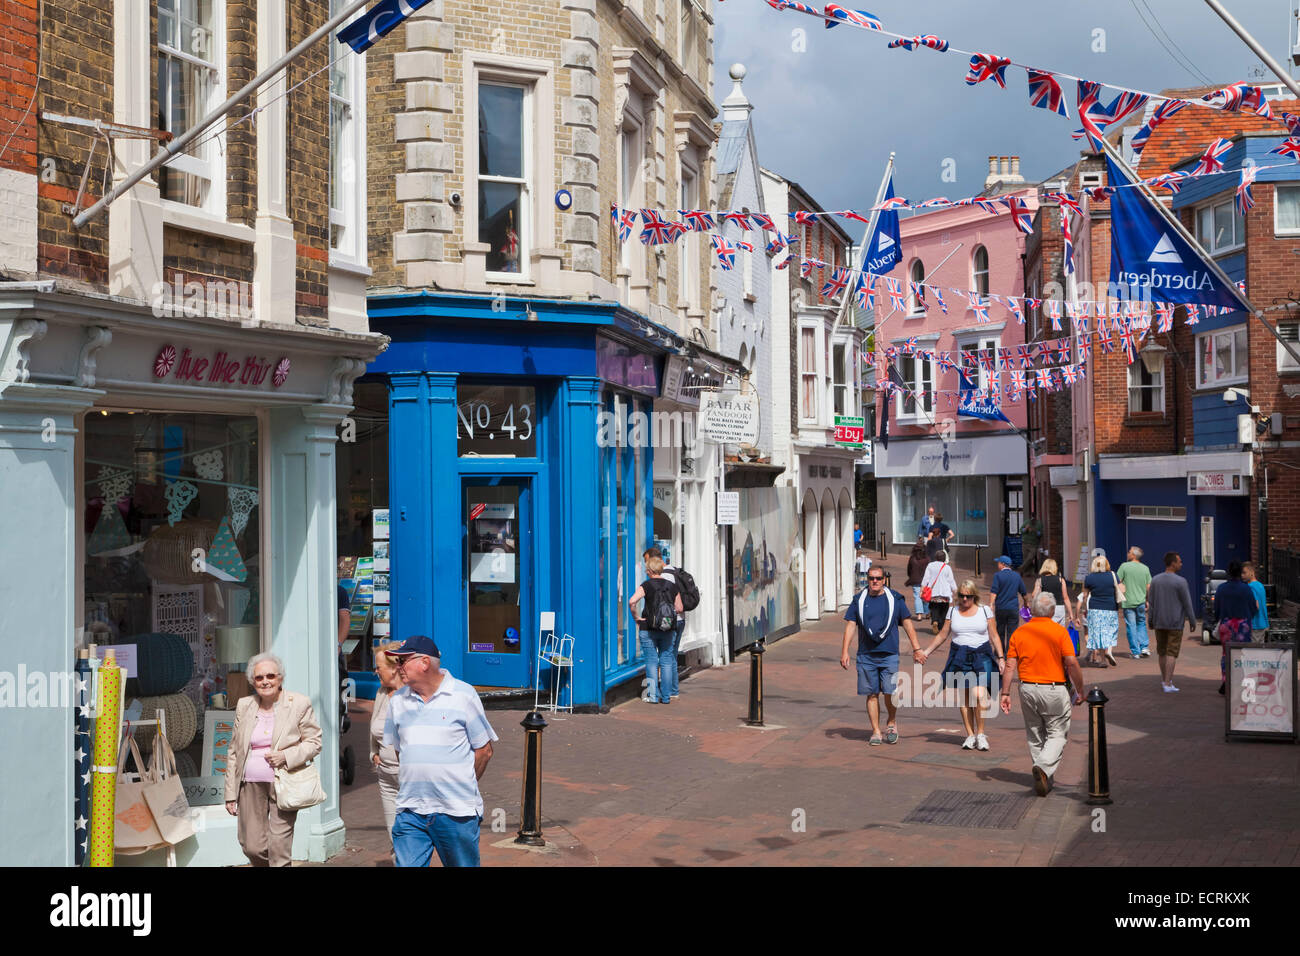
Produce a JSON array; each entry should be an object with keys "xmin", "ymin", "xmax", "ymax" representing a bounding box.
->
[
  {"xmin": 1105, "ymin": 154, "xmax": 1247, "ymax": 311},
  {"xmin": 338, "ymin": 0, "xmax": 437, "ymax": 53},
  {"xmin": 862, "ymin": 171, "xmax": 902, "ymax": 275},
  {"xmin": 957, "ymin": 370, "xmax": 1011, "ymax": 423}
]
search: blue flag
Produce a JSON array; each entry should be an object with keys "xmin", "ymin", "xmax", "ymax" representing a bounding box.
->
[
  {"xmin": 958, "ymin": 370, "xmax": 1011, "ymax": 423},
  {"xmin": 338, "ymin": 0, "xmax": 436, "ymax": 53},
  {"xmin": 861, "ymin": 170, "xmax": 902, "ymax": 275},
  {"xmin": 1105, "ymin": 154, "xmax": 1247, "ymax": 311}
]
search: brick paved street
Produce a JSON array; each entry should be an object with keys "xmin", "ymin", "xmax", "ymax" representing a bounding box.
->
[{"xmin": 326, "ymin": 553, "xmax": 1300, "ymax": 867}]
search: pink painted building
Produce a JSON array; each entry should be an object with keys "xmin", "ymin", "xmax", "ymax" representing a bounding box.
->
[{"xmin": 874, "ymin": 159, "xmax": 1037, "ymax": 565}]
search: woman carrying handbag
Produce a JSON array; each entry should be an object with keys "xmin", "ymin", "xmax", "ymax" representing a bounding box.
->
[{"xmin": 223, "ymin": 652, "xmax": 323, "ymax": 866}]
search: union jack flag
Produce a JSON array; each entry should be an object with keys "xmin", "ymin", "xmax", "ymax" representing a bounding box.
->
[
  {"xmin": 765, "ymin": 233, "xmax": 789, "ymax": 255},
  {"xmin": 1076, "ymin": 316, "xmax": 1091, "ymax": 338},
  {"xmin": 909, "ymin": 281, "xmax": 926, "ymax": 309},
  {"xmin": 1185, "ymin": 303, "xmax": 1200, "ymax": 326},
  {"xmin": 1027, "ymin": 69, "xmax": 1069, "ymax": 117},
  {"xmin": 937, "ymin": 352, "xmax": 958, "ymax": 373},
  {"xmin": 966, "ymin": 53, "xmax": 1012, "ymax": 88},
  {"xmin": 1045, "ymin": 191, "xmax": 1083, "ymax": 218},
  {"xmin": 1009, "ymin": 369, "xmax": 1027, "ymax": 394},
  {"xmin": 913, "ymin": 197, "xmax": 953, "ymax": 209},
  {"xmin": 900, "ymin": 336, "xmax": 918, "ymax": 354},
  {"xmin": 1155, "ymin": 302, "xmax": 1175, "ymax": 332},
  {"xmin": 884, "ymin": 277, "xmax": 906, "ymax": 311},
  {"xmin": 613, "ymin": 205, "xmax": 637, "ymax": 242},
  {"xmin": 949, "ymin": 288, "xmax": 968, "ymax": 304},
  {"xmin": 1060, "ymin": 364, "xmax": 1079, "ymax": 385},
  {"xmin": 884, "ymin": 346, "xmax": 898, "ymax": 360},
  {"xmin": 792, "ymin": 210, "xmax": 820, "ymax": 225},
  {"xmin": 711, "ymin": 234, "xmax": 737, "ymax": 271},
  {"xmin": 1015, "ymin": 345, "xmax": 1034, "ymax": 369},
  {"xmin": 1006, "ymin": 196, "xmax": 1035, "ymax": 234},
  {"xmin": 1087, "ymin": 186, "xmax": 1114, "ymax": 203},
  {"xmin": 838, "ymin": 210, "xmax": 871, "ymax": 223},
  {"xmin": 721, "ymin": 211, "xmax": 752, "ymax": 230},
  {"xmin": 1237, "ymin": 163, "xmax": 1258, "ymax": 215},
  {"xmin": 1205, "ymin": 304, "xmax": 1219, "ymax": 317},
  {"xmin": 766, "ymin": 0, "xmax": 819, "ymax": 11},
  {"xmin": 821, "ymin": 268, "xmax": 850, "ymax": 300},
  {"xmin": 774, "ymin": 253, "xmax": 793, "ymax": 271},
  {"xmin": 960, "ymin": 350, "xmax": 976, "ymax": 370},
  {"xmin": 876, "ymin": 197, "xmax": 910, "ymax": 211},
  {"xmin": 971, "ymin": 199, "xmax": 1003, "ymax": 215},
  {"xmin": 888, "ymin": 34, "xmax": 949, "ymax": 52},
  {"xmin": 1107, "ymin": 90, "xmax": 1149, "ymax": 126},
  {"xmin": 665, "ymin": 221, "xmax": 689, "ymax": 243},
  {"xmin": 1270, "ymin": 137, "xmax": 1300, "ymax": 159},
  {"xmin": 823, "ymin": 4, "xmax": 882, "ymax": 30},
  {"xmin": 1132, "ymin": 99, "xmax": 1188, "ymax": 164},
  {"xmin": 1098, "ymin": 333, "xmax": 1114, "ymax": 355},
  {"xmin": 1077, "ymin": 339, "xmax": 1092, "ymax": 363},
  {"xmin": 1116, "ymin": 323, "xmax": 1136, "ymax": 364},
  {"xmin": 1238, "ymin": 279, "xmax": 1248, "ymax": 296},
  {"xmin": 861, "ymin": 351, "xmax": 875, "ymax": 368},
  {"xmin": 735, "ymin": 239, "xmax": 754, "ymax": 252},
  {"xmin": 1037, "ymin": 369, "xmax": 1055, "ymax": 392},
  {"xmin": 971, "ymin": 294, "xmax": 991, "ymax": 323},
  {"xmin": 933, "ymin": 286, "xmax": 947, "ymax": 315},
  {"xmin": 679, "ymin": 209, "xmax": 715, "ymax": 232},
  {"xmin": 1074, "ymin": 80, "xmax": 1111, "ymax": 149},
  {"xmin": 1191, "ymin": 138, "xmax": 1233, "ymax": 177},
  {"xmin": 1024, "ymin": 297, "xmax": 1042, "ymax": 311},
  {"xmin": 1045, "ymin": 299, "xmax": 1062, "ymax": 331},
  {"xmin": 1007, "ymin": 297, "xmax": 1024, "ymax": 325},
  {"xmin": 1055, "ymin": 338, "xmax": 1072, "ymax": 363},
  {"xmin": 854, "ymin": 273, "xmax": 876, "ymax": 310},
  {"xmin": 749, "ymin": 213, "xmax": 777, "ymax": 231},
  {"xmin": 1144, "ymin": 172, "xmax": 1187, "ymax": 194},
  {"xmin": 639, "ymin": 209, "xmax": 680, "ymax": 244},
  {"xmin": 1202, "ymin": 82, "xmax": 1273, "ymax": 119},
  {"xmin": 1061, "ymin": 207, "xmax": 1075, "ymax": 275}
]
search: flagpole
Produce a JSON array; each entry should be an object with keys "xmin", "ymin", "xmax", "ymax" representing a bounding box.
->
[
  {"xmin": 832, "ymin": 152, "xmax": 894, "ymax": 336},
  {"xmin": 1094, "ymin": 135, "xmax": 1300, "ymax": 367}
]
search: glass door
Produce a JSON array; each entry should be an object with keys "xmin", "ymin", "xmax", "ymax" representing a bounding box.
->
[{"xmin": 463, "ymin": 479, "xmax": 531, "ymax": 688}]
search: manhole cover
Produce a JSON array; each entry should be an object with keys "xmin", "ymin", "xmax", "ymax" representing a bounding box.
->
[{"xmin": 903, "ymin": 789, "xmax": 1034, "ymax": 829}]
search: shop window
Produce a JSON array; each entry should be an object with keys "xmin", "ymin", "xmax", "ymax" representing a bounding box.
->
[
  {"xmin": 1195, "ymin": 326, "xmax": 1248, "ymax": 389},
  {"xmin": 84, "ymin": 411, "xmax": 259, "ymax": 789},
  {"xmin": 478, "ymin": 81, "xmax": 530, "ymax": 275},
  {"xmin": 157, "ymin": 0, "xmax": 225, "ymax": 211},
  {"xmin": 892, "ymin": 475, "xmax": 988, "ymax": 546},
  {"xmin": 456, "ymin": 383, "xmax": 538, "ymax": 457}
]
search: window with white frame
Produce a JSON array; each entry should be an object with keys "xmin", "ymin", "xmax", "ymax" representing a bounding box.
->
[
  {"xmin": 329, "ymin": 0, "xmax": 363, "ymax": 259},
  {"xmin": 618, "ymin": 101, "xmax": 646, "ymax": 275},
  {"xmin": 478, "ymin": 80, "xmax": 530, "ymax": 275},
  {"xmin": 800, "ymin": 326, "xmax": 818, "ymax": 421},
  {"xmin": 679, "ymin": 0, "xmax": 701, "ymax": 80},
  {"xmin": 907, "ymin": 259, "xmax": 926, "ymax": 316},
  {"xmin": 1195, "ymin": 325, "xmax": 1248, "ymax": 388},
  {"xmin": 1275, "ymin": 183, "xmax": 1300, "ymax": 235},
  {"xmin": 679, "ymin": 150, "xmax": 700, "ymax": 312},
  {"xmin": 957, "ymin": 335, "xmax": 1000, "ymax": 391},
  {"xmin": 1128, "ymin": 357, "xmax": 1164, "ymax": 413},
  {"xmin": 157, "ymin": 0, "xmax": 224, "ymax": 211},
  {"xmin": 896, "ymin": 352, "xmax": 934, "ymax": 420},
  {"xmin": 1279, "ymin": 323, "xmax": 1300, "ymax": 372},
  {"xmin": 972, "ymin": 245, "xmax": 990, "ymax": 296},
  {"xmin": 1194, "ymin": 195, "xmax": 1245, "ymax": 256},
  {"xmin": 832, "ymin": 342, "xmax": 850, "ymax": 415}
]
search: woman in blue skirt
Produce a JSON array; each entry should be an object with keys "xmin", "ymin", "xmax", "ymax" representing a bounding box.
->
[{"xmin": 919, "ymin": 579, "xmax": 1005, "ymax": 751}]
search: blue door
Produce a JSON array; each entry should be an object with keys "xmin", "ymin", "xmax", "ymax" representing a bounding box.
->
[{"xmin": 462, "ymin": 478, "xmax": 532, "ymax": 688}]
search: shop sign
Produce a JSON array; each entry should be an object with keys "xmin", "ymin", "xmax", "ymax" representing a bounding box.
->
[
  {"xmin": 152, "ymin": 345, "xmax": 290, "ymax": 388},
  {"xmin": 661, "ymin": 354, "xmax": 722, "ymax": 407},
  {"xmin": 698, "ymin": 392, "xmax": 759, "ymax": 445},
  {"xmin": 1188, "ymin": 471, "xmax": 1248, "ymax": 496},
  {"xmin": 716, "ymin": 491, "xmax": 739, "ymax": 525},
  {"xmin": 1227, "ymin": 644, "xmax": 1296, "ymax": 740},
  {"xmin": 834, "ymin": 416, "xmax": 865, "ymax": 448}
]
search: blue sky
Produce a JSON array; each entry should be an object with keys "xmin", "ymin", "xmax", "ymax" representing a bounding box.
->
[{"xmin": 713, "ymin": 0, "xmax": 1293, "ymax": 211}]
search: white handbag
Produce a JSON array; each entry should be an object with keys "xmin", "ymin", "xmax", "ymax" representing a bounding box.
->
[{"xmin": 274, "ymin": 761, "xmax": 325, "ymax": 811}]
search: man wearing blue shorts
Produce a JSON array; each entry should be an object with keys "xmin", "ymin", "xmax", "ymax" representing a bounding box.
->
[{"xmin": 840, "ymin": 567, "xmax": 923, "ymax": 745}]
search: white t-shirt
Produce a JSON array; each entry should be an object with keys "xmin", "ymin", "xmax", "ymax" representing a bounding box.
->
[
  {"xmin": 947, "ymin": 603, "xmax": 994, "ymax": 648},
  {"xmin": 920, "ymin": 561, "xmax": 957, "ymax": 600}
]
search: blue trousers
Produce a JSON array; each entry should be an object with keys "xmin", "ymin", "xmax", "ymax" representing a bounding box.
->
[
  {"xmin": 1123, "ymin": 606, "xmax": 1149, "ymax": 656},
  {"xmin": 639, "ymin": 629, "xmax": 675, "ymax": 703},
  {"xmin": 392, "ymin": 809, "xmax": 481, "ymax": 867}
]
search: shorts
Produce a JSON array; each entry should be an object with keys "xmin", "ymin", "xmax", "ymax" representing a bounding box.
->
[
  {"xmin": 856, "ymin": 656, "xmax": 898, "ymax": 697},
  {"xmin": 1154, "ymin": 628, "xmax": 1183, "ymax": 659}
]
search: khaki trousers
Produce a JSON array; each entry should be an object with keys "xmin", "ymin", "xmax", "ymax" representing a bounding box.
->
[
  {"xmin": 237, "ymin": 781, "xmax": 298, "ymax": 867},
  {"xmin": 1018, "ymin": 684, "xmax": 1072, "ymax": 779}
]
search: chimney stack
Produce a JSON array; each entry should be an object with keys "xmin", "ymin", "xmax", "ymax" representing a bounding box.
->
[{"xmin": 1011, "ymin": 156, "xmax": 1021, "ymax": 179}]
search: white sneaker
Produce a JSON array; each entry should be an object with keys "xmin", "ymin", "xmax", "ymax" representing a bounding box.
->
[
  {"xmin": 961, "ymin": 735, "xmax": 976, "ymax": 750},
  {"xmin": 1162, "ymin": 683, "xmax": 1180, "ymax": 693},
  {"xmin": 975, "ymin": 734, "xmax": 990, "ymax": 751}
]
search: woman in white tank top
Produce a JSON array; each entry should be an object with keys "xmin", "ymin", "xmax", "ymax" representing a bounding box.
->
[{"xmin": 919, "ymin": 579, "xmax": 1006, "ymax": 752}]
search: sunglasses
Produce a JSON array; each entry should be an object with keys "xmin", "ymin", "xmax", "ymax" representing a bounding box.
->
[
  {"xmin": 958, "ymin": 593, "xmax": 976, "ymax": 599},
  {"xmin": 867, "ymin": 576, "xmax": 885, "ymax": 582}
]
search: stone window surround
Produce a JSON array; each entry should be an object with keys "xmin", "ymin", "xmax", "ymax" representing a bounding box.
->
[
  {"xmin": 614, "ymin": 47, "xmax": 664, "ymax": 308},
  {"xmin": 328, "ymin": 1, "xmax": 368, "ymax": 269}
]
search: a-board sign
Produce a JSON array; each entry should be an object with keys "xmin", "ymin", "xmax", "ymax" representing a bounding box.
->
[
  {"xmin": 1226, "ymin": 642, "xmax": 1297, "ymax": 742},
  {"xmin": 698, "ymin": 392, "xmax": 759, "ymax": 445}
]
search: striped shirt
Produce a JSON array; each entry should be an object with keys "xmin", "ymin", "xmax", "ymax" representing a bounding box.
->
[{"xmin": 383, "ymin": 673, "xmax": 499, "ymax": 817}]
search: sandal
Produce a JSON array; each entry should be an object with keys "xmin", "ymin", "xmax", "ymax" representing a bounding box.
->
[
  {"xmin": 869, "ymin": 734, "xmax": 884, "ymax": 746},
  {"xmin": 885, "ymin": 725, "xmax": 899, "ymax": 744}
]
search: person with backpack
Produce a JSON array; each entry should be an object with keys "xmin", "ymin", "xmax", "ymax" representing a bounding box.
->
[
  {"xmin": 644, "ymin": 547, "xmax": 699, "ymax": 700},
  {"xmin": 840, "ymin": 566, "xmax": 924, "ymax": 746},
  {"xmin": 628, "ymin": 552, "xmax": 684, "ymax": 704}
]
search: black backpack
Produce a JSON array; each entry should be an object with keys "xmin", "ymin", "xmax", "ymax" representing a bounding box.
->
[
  {"xmin": 647, "ymin": 581, "xmax": 678, "ymax": 632},
  {"xmin": 672, "ymin": 567, "xmax": 700, "ymax": 612}
]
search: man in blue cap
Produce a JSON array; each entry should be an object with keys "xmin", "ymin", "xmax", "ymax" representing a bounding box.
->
[
  {"xmin": 385, "ymin": 635, "xmax": 498, "ymax": 867},
  {"xmin": 989, "ymin": 554, "xmax": 1028, "ymax": 655}
]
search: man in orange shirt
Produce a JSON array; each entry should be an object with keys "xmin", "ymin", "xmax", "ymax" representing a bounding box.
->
[{"xmin": 1000, "ymin": 592, "xmax": 1085, "ymax": 796}]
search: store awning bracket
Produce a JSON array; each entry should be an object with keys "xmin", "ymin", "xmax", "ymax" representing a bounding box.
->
[{"xmin": 40, "ymin": 112, "xmax": 173, "ymax": 218}]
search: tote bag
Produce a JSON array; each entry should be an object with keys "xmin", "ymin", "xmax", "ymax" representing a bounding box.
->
[
  {"xmin": 114, "ymin": 736, "xmax": 169, "ymax": 855},
  {"xmin": 274, "ymin": 761, "xmax": 325, "ymax": 812},
  {"xmin": 142, "ymin": 731, "xmax": 195, "ymax": 846}
]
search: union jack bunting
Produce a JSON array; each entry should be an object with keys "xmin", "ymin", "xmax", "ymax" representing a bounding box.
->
[
  {"xmin": 766, "ymin": 0, "xmax": 819, "ymax": 11},
  {"xmin": 998, "ymin": 347, "xmax": 1013, "ymax": 365},
  {"xmin": 876, "ymin": 197, "xmax": 910, "ymax": 211},
  {"xmin": 888, "ymin": 34, "xmax": 949, "ymax": 52},
  {"xmin": 854, "ymin": 273, "xmax": 876, "ymax": 310},
  {"xmin": 639, "ymin": 209, "xmax": 679, "ymax": 244},
  {"xmin": 735, "ymin": 239, "xmax": 754, "ymax": 252},
  {"xmin": 1205, "ymin": 304, "xmax": 1219, "ymax": 317},
  {"xmin": 937, "ymin": 352, "xmax": 958, "ymax": 373},
  {"xmin": 765, "ymin": 233, "xmax": 789, "ymax": 255},
  {"xmin": 1027, "ymin": 69, "xmax": 1069, "ymax": 117},
  {"xmin": 679, "ymin": 210, "xmax": 716, "ymax": 232},
  {"xmin": 1132, "ymin": 99, "xmax": 1188, "ymax": 164},
  {"xmin": 884, "ymin": 277, "xmax": 906, "ymax": 311},
  {"xmin": 774, "ymin": 253, "xmax": 793, "ymax": 271},
  {"xmin": 1098, "ymin": 333, "xmax": 1114, "ymax": 355},
  {"xmin": 1237, "ymin": 163, "xmax": 1258, "ymax": 216},
  {"xmin": 960, "ymin": 350, "xmax": 976, "ymax": 370},
  {"xmin": 838, "ymin": 210, "xmax": 871, "ymax": 223},
  {"xmin": 1006, "ymin": 296, "xmax": 1024, "ymax": 325},
  {"xmin": 1184, "ymin": 303, "xmax": 1200, "ymax": 326},
  {"xmin": 1107, "ymin": 301, "xmax": 1123, "ymax": 325},
  {"xmin": 988, "ymin": 293, "xmax": 1004, "ymax": 307},
  {"xmin": 860, "ymin": 351, "xmax": 875, "ymax": 368},
  {"xmin": 821, "ymin": 268, "xmax": 850, "ymax": 300},
  {"xmin": 711, "ymin": 234, "xmax": 737, "ymax": 271},
  {"xmin": 1106, "ymin": 90, "xmax": 1149, "ymax": 127},
  {"xmin": 665, "ymin": 221, "xmax": 689, "ymax": 243},
  {"xmin": 971, "ymin": 199, "xmax": 1003, "ymax": 215},
  {"xmin": 823, "ymin": 4, "xmax": 883, "ymax": 30},
  {"xmin": 1006, "ymin": 196, "xmax": 1034, "ymax": 234},
  {"xmin": 1191, "ymin": 138, "xmax": 1233, "ymax": 177},
  {"xmin": 1074, "ymin": 80, "xmax": 1111, "ymax": 149},
  {"xmin": 721, "ymin": 211, "xmax": 752, "ymax": 230},
  {"xmin": 1155, "ymin": 302, "xmax": 1175, "ymax": 332},
  {"xmin": 933, "ymin": 286, "xmax": 947, "ymax": 315},
  {"xmin": 1024, "ymin": 297, "xmax": 1042, "ymax": 311},
  {"xmin": 1045, "ymin": 298, "xmax": 1062, "ymax": 331},
  {"xmin": 1016, "ymin": 345, "xmax": 1034, "ymax": 368},
  {"xmin": 749, "ymin": 213, "xmax": 777, "ymax": 231},
  {"xmin": 914, "ymin": 197, "xmax": 954, "ymax": 209},
  {"xmin": 1237, "ymin": 279, "xmax": 1248, "ymax": 295},
  {"xmin": 1203, "ymin": 82, "xmax": 1273, "ymax": 119},
  {"xmin": 1087, "ymin": 186, "xmax": 1114, "ymax": 203},
  {"xmin": 1060, "ymin": 364, "xmax": 1080, "ymax": 385},
  {"xmin": 900, "ymin": 336, "xmax": 918, "ymax": 353},
  {"xmin": 966, "ymin": 53, "xmax": 1012, "ymax": 88},
  {"xmin": 1036, "ymin": 369, "xmax": 1054, "ymax": 392},
  {"xmin": 799, "ymin": 259, "xmax": 815, "ymax": 279},
  {"xmin": 1009, "ymin": 369, "xmax": 1027, "ymax": 394},
  {"xmin": 1061, "ymin": 207, "xmax": 1075, "ymax": 275},
  {"xmin": 1036, "ymin": 341, "xmax": 1054, "ymax": 362},
  {"xmin": 792, "ymin": 210, "xmax": 820, "ymax": 225},
  {"xmin": 1045, "ymin": 191, "xmax": 1083, "ymax": 218},
  {"xmin": 909, "ymin": 281, "xmax": 927, "ymax": 309},
  {"xmin": 1144, "ymin": 172, "xmax": 1187, "ymax": 194},
  {"xmin": 971, "ymin": 294, "xmax": 991, "ymax": 323},
  {"xmin": 1076, "ymin": 316, "xmax": 1091, "ymax": 338},
  {"xmin": 1269, "ymin": 137, "xmax": 1300, "ymax": 159},
  {"xmin": 884, "ymin": 346, "xmax": 898, "ymax": 360},
  {"xmin": 1116, "ymin": 324, "xmax": 1136, "ymax": 364},
  {"xmin": 1065, "ymin": 301, "xmax": 1080, "ymax": 322},
  {"xmin": 613, "ymin": 205, "xmax": 637, "ymax": 242},
  {"xmin": 1055, "ymin": 338, "xmax": 1072, "ymax": 363},
  {"xmin": 1077, "ymin": 339, "xmax": 1091, "ymax": 363}
]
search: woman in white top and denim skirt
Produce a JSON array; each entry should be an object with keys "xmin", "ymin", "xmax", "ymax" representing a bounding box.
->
[{"xmin": 919, "ymin": 579, "xmax": 1006, "ymax": 752}]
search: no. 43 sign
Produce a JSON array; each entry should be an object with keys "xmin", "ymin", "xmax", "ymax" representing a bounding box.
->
[{"xmin": 457, "ymin": 384, "xmax": 537, "ymax": 457}]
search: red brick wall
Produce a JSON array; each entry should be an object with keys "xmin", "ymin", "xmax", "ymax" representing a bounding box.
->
[{"xmin": 0, "ymin": 0, "xmax": 39, "ymax": 178}]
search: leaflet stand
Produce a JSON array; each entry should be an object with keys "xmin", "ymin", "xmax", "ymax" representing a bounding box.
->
[{"xmin": 532, "ymin": 612, "xmax": 574, "ymax": 717}]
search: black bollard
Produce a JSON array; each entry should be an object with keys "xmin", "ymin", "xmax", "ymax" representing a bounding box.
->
[
  {"xmin": 746, "ymin": 640, "xmax": 766, "ymax": 726},
  {"xmin": 515, "ymin": 710, "xmax": 548, "ymax": 846},
  {"xmin": 1086, "ymin": 687, "xmax": 1112, "ymax": 805}
]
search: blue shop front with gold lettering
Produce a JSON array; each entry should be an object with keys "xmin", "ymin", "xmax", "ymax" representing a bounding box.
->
[{"xmin": 360, "ymin": 292, "xmax": 671, "ymax": 707}]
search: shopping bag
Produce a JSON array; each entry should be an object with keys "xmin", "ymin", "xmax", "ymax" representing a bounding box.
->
[
  {"xmin": 114, "ymin": 736, "xmax": 169, "ymax": 855},
  {"xmin": 274, "ymin": 761, "xmax": 325, "ymax": 811},
  {"xmin": 142, "ymin": 731, "xmax": 195, "ymax": 846},
  {"xmin": 1067, "ymin": 623, "xmax": 1080, "ymax": 655}
]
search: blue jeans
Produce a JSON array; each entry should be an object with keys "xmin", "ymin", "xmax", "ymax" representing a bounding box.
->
[
  {"xmin": 639, "ymin": 629, "xmax": 675, "ymax": 703},
  {"xmin": 912, "ymin": 586, "xmax": 929, "ymax": 617},
  {"xmin": 392, "ymin": 809, "xmax": 481, "ymax": 868},
  {"xmin": 1123, "ymin": 606, "xmax": 1149, "ymax": 656},
  {"xmin": 666, "ymin": 622, "xmax": 684, "ymax": 697}
]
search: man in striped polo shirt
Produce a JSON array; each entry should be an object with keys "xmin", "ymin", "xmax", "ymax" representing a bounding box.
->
[{"xmin": 385, "ymin": 636, "xmax": 499, "ymax": 867}]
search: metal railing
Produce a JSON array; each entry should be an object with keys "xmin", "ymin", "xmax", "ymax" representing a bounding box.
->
[
  {"xmin": 1271, "ymin": 547, "xmax": 1300, "ymax": 606},
  {"xmin": 855, "ymin": 510, "xmax": 876, "ymax": 546}
]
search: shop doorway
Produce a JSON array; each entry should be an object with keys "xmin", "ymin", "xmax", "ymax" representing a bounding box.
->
[{"xmin": 463, "ymin": 478, "xmax": 532, "ymax": 688}]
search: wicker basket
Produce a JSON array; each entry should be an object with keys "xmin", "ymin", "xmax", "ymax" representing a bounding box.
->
[
  {"xmin": 142, "ymin": 519, "xmax": 220, "ymax": 586},
  {"xmin": 132, "ymin": 692, "xmax": 198, "ymax": 752}
]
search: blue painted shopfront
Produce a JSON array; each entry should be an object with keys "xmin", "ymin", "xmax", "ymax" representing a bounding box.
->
[{"xmin": 366, "ymin": 292, "xmax": 662, "ymax": 707}]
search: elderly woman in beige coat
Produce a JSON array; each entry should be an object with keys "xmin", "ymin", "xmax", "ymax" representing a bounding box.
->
[{"xmin": 223, "ymin": 652, "xmax": 322, "ymax": 866}]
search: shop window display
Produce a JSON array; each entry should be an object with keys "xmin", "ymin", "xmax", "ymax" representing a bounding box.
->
[
  {"xmin": 892, "ymin": 475, "xmax": 988, "ymax": 546},
  {"xmin": 84, "ymin": 411, "xmax": 259, "ymax": 788}
]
